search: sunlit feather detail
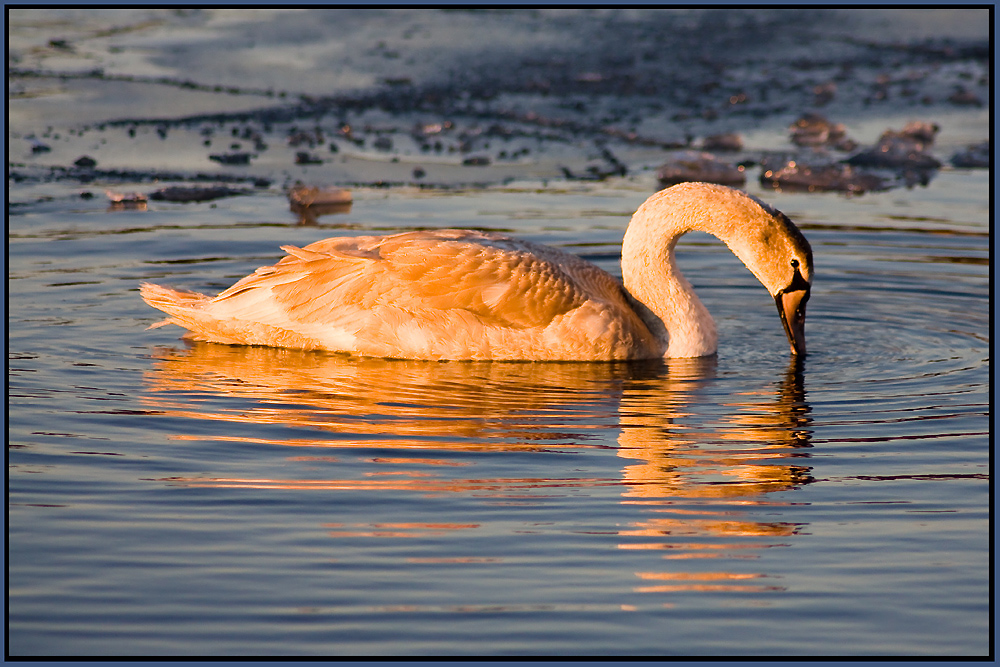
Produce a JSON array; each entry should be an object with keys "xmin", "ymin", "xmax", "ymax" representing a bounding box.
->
[
  {"xmin": 141, "ymin": 229, "xmax": 653, "ymax": 360},
  {"xmin": 141, "ymin": 183, "xmax": 812, "ymax": 360}
]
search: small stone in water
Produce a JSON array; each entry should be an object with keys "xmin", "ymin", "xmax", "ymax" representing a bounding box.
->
[
  {"xmin": 950, "ymin": 141, "xmax": 989, "ymax": 168},
  {"xmin": 701, "ymin": 133, "xmax": 743, "ymax": 152},
  {"xmin": 149, "ymin": 186, "xmax": 245, "ymax": 203},
  {"xmin": 295, "ymin": 152, "xmax": 323, "ymax": 165},
  {"xmin": 759, "ymin": 160, "xmax": 888, "ymax": 194},
  {"xmin": 209, "ymin": 152, "xmax": 252, "ymax": 165},
  {"xmin": 287, "ymin": 184, "xmax": 353, "ymax": 207},
  {"xmin": 656, "ymin": 151, "xmax": 745, "ymax": 187}
]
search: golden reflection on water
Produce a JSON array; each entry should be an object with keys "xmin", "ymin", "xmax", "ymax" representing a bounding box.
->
[
  {"xmin": 144, "ymin": 343, "xmax": 623, "ymax": 453},
  {"xmin": 612, "ymin": 358, "xmax": 809, "ymax": 595},
  {"xmin": 617, "ymin": 356, "xmax": 812, "ymax": 500},
  {"xmin": 143, "ymin": 342, "xmax": 812, "ymax": 600}
]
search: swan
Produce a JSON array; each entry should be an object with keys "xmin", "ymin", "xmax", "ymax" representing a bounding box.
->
[{"xmin": 141, "ymin": 182, "xmax": 812, "ymax": 361}]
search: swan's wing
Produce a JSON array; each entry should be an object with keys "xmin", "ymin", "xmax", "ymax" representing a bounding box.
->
[
  {"xmin": 211, "ymin": 230, "xmax": 603, "ymax": 330},
  {"xmin": 365, "ymin": 230, "xmax": 596, "ymax": 327}
]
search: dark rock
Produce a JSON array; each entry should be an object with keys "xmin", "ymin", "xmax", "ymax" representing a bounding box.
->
[
  {"xmin": 789, "ymin": 112, "xmax": 856, "ymax": 150},
  {"xmin": 760, "ymin": 160, "xmax": 889, "ymax": 194},
  {"xmin": 950, "ymin": 140, "xmax": 990, "ymax": 168},
  {"xmin": 105, "ymin": 190, "xmax": 148, "ymax": 210},
  {"xmin": 289, "ymin": 195, "xmax": 352, "ymax": 225},
  {"xmin": 701, "ymin": 133, "xmax": 743, "ymax": 152},
  {"xmin": 287, "ymin": 184, "xmax": 352, "ymax": 207},
  {"xmin": 288, "ymin": 128, "xmax": 324, "ymax": 148},
  {"xmin": 295, "ymin": 152, "xmax": 323, "ymax": 165},
  {"xmin": 845, "ymin": 129, "xmax": 942, "ymax": 171},
  {"xmin": 148, "ymin": 185, "xmax": 246, "ymax": 203},
  {"xmin": 208, "ymin": 152, "xmax": 252, "ymax": 165},
  {"xmin": 657, "ymin": 151, "xmax": 746, "ymax": 187},
  {"xmin": 898, "ymin": 120, "xmax": 940, "ymax": 143},
  {"xmin": 813, "ymin": 81, "xmax": 836, "ymax": 106},
  {"xmin": 948, "ymin": 88, "xmax": 983, "ymax": 107}
]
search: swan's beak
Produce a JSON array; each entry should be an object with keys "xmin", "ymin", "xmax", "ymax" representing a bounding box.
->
[{"xmin": 775, "ymin": 287, "xmax": 809, "ymax": 356}]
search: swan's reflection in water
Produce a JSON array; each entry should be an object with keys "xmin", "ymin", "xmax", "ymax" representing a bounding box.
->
[
  {"xmin": 144, "ymin": 343, "xmax": 631, "ymax": 455},
  {"xmin": 614, "ymin": 357, "xmax": 811, "ymax": 593},
  {"xmin": 618, "ymin": 356, "xmax": 812, "ymax": 499},
  {"xmin": 143, "ymin": 343, "xmax": 812, "ymax": 598}
]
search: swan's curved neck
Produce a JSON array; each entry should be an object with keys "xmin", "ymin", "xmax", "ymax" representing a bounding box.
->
[
  {"xmin": 620, "ymin": 183, "xmax": 812, "ymax": 359},
  {"xmin": 621, "ymin": 206, "xmax": 717, "ymax": 358}
]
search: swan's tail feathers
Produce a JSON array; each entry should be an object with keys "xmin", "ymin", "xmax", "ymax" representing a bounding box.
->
[
  {"xmin": 140, "ymin": 282, "xmax": 319, "ymax": 348},
  {"xmin": 140, "ymin": 282, "xmax": 213, "ymax": 331}
]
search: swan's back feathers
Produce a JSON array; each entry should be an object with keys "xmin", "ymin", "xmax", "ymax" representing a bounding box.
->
[
  {"xmin": 221, "ymin": 230, "xmax": 591, "ymax": 328},
  {"xmin": 142, "ymin": 229, "xmax": 652, "ymax": 360},
  {"xmin": 368, "ymin": 231, "xmax": 595, "ymax": 327}
]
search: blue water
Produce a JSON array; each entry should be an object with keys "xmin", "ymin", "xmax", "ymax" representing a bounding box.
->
[
  {"xmin": 8, "ymin": 170, "xmax": 989, "ymax": 656},
  {"xmin": 7, "ymin": 7, "xmax": 991, "ymax": 657}
]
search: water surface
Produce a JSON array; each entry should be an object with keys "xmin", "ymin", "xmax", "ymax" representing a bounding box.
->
[
  {"xmin": 8, "ymin": 172, "xmax": 989, "ymax": 656},
  {"xmin": 7, "ymin": 7, "xmax": 991, "ymax": 658}
]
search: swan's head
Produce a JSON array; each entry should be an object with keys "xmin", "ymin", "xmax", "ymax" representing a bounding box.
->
[
  {"xmin": 733, "ymin": 191, "xmax": 813, "ymax": 357},
  {"xmin": 633, "ymin": 182, "xmax": 813, "ymax": 356}
]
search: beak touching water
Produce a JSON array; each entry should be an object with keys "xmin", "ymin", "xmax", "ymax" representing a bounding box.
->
[{"xmin": 776, "ymin": 287, "xmax": 809, "ymax": 356}]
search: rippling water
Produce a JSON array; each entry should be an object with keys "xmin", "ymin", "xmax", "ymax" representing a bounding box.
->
[
  {"xmin": 0, "ymin": 144, "xmax": 990, "ymax": 655},
  {"xmin": 8, "ymin": 165, "xmax": 989, "ymax": 655},
  {"xmin": 9, "ymin": 6, "xmax": 990, "ymax": 656}
]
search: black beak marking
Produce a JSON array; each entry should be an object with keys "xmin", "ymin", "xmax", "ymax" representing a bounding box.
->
[{"xmin": 775, "ymin": 268, "xmax": 810, "ymax": 356}]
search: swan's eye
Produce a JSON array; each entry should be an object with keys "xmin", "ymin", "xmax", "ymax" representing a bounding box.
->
[{"xmin": 790, "ymin": 259, "xmax": 800, "ymax": 268}]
